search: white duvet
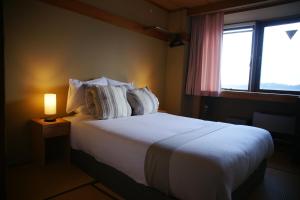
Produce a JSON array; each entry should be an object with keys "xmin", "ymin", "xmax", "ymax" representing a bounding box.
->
[{"xmin": 65, "ymin": 112, "xmax": 273, "ymax": 200}]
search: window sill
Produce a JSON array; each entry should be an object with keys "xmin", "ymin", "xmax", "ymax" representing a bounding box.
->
[{"xmin": 219, "ymin": 90, "xmax": 300, "ymax": 103}]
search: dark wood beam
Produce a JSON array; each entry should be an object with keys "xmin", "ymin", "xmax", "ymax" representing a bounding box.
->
[
  {"xmin": 188, "ymin": 0, "xmax": 298, "ymax": 16},
  {"xmin": 39, "ymin": 0, "xmax": 169, "ymax": 41},
  {"xmin": 225, "ymin": 0, "xmax": 300, "ymax": 14},
  {"xmin": 188, "ymin": 0, "xmax": 266, "ymax": 15}
]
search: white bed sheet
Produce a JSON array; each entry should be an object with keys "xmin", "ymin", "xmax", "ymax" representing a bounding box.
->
[{"xmin": 65, "ymin": 112, "xmax": 273, "ymax": 200}]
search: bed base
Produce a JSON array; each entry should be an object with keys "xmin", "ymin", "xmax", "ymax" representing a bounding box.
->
[{"xmin": 71, "ymin": 149, "xmax": 267, "ymax": 200}]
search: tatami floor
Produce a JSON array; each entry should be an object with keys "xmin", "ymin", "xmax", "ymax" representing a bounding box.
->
[
  {"xmin": 6, "ymin": 161, "xmax": 124, "ymax": 200},
  {"xmin": 6, "ymin": 152, "xmax": 300, "ymax": 200}
]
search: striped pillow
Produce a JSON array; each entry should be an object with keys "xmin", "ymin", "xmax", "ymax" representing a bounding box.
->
[
  {"xmin": 127, "ymin": 87, "xmax": 159, "ymax": 115},
  {"xmin": 85, "ymin": 85, "xmax": 132, "ymax": 119}
]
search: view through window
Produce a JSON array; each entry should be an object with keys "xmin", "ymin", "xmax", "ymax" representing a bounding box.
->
[
  {"xmin": 221, "ymin": 28, "xmax": 253, "ymax": 90},
  {"xmin": 220, "ymin": 19, "xmax": 300, "ymax": 94},
  {"xmin": 260, "ymin": 22, "xmax": 300, "ymax": 91}
]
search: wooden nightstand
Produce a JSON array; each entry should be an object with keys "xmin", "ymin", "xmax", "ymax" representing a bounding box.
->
[{"xmin": 31, "ymin": 118, "xmax": 71, "ymax": 165}]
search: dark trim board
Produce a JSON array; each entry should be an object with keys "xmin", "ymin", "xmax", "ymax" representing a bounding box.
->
[
  {"xmin": 71, "ymin": 149, "xmax": 267, "ymax": 200},
  {"xmin": 0, "ymin": 0, "xmax": 5, "ymax": 199},
  {"xmin": 188, "ymin": 0, "xmax": 300, "ymax": 16}
]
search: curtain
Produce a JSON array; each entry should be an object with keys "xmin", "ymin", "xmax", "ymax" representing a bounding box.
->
[{"xmin": 186, "ymin": 12, "xmax": 224, "ymax": 96}]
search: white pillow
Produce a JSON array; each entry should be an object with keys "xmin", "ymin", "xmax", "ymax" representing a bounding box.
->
[
  {"xmin": 85, "ymin": 85, "xmax": 132, "ymax": 119},
  {"xmin": 66, "ymin": 77, "xmax": 108, "ymax": 113},
  {"xmin": 127, "ymin": 87, "xmax": 159, "ymax": 115},
  {"xmin": 106, "ymin": 77, "xmax": 134, "ymax": 89}
]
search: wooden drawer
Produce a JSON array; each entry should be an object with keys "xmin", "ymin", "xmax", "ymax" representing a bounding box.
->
[
  {"xmin": 31, "ymin": 118, "xmax": 71, "ymax": 165},
  {"xmin": 43, "ymin": 123, "xmax": 70, "ymax": 138}
]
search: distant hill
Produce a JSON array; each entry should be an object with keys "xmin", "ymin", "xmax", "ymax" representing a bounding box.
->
[
  {"xmin": 222, "ymin": 83, "xmax": 300, "ymax": 91},
  {"xmin": 260, "ymin": 83, "xmax": 300, "ymax": 91}
]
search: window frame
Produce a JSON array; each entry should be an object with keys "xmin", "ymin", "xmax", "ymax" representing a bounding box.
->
[{"xmin": 221, "ymin": 16, "xmax": 300, "ymax": 95}]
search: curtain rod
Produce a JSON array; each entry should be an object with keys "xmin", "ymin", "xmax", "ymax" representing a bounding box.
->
[{"xmin": 188, "ymin": 0, "xmax": 300, "ymax": 16}]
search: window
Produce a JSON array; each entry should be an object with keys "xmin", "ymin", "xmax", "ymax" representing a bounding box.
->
[
  {"xmin": 221, "ymin": 18, "xmax": 300, "ymax": 94},
  {"xmin": 221, "ymin": 27, "xmax": 253, "ymax": 90},
  {"xmin": 260, "ymin": 22, "xmax": 300, "ymax": 92}
]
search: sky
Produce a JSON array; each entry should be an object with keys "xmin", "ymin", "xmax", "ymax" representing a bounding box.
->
[
  {"xmin": 221, "ymin": 28, "xmax": 252, "ymax": 89},
  {"xmin": 260, "ymin": 22, "xmax": 300, "ymax": 86}
]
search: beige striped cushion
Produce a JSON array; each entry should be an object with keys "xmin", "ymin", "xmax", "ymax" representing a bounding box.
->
[
  {"xmin": 127, "ymin": 87, "xmax": 159, "ymax": 115},
  {"xmin": 85, "ymin": 85, "xmax": 132, "ymax": 119}
]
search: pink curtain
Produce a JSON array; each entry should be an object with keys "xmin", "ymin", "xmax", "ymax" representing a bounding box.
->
[{"xmin": 186, "ymin": 12, "xmax": 224, "ymax": 96}]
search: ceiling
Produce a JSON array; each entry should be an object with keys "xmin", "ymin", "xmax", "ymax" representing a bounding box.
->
[{"xmin": 146, "ymin": 0, "xmax": 229, "ymax": 11}]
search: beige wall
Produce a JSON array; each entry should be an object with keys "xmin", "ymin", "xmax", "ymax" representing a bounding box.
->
[
  {"xmin": 164, "ymin": 46, "xmax": 187, "ymax": 114},
  {"xmin": 4, "ymin": 0, "xmax": 168, "ymax": 164},
  {"xmin": 84, "ymin": 0, "xmax": 168, "ymax": 28},
  {"xmin": 164, "ymin": 10, "xmax": 189, "ymax": 115}
]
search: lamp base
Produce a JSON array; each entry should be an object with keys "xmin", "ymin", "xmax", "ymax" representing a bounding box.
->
[{"xmin": 44, "ymin": 117, "xmax": 56, "ymax": 122}]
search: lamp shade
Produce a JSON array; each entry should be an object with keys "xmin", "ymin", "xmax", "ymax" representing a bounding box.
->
[{"xmin": 44, "ymin": 93, "xmax": 56, "ymax": 115}]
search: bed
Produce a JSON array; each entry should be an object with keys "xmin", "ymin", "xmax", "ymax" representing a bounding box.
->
[{"xmin": 65, "ymin": 112, "xmax": 273, "ymax": 200}]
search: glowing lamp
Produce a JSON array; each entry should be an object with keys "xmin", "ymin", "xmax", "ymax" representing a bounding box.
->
[{"xmin": 44, "ymin": 93, "xmax": 56, "ymax": 122}]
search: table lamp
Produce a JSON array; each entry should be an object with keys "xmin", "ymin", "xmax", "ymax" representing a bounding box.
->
[{"xmin": 44, "ymin": 93, "xmax": 56, "ymax": 122}]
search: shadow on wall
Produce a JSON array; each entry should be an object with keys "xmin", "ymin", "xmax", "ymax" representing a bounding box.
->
[{"xmin": 6, "ymin": 85, "xmax": 68, "ymax": 165}]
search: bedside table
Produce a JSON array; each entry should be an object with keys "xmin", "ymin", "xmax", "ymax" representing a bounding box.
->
[{"xmin": 31, "ymin": 118, "xmax": 71, "ymax": 165}]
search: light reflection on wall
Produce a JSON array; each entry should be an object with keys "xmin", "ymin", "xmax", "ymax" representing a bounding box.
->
[
  {"xmin": 131, "ymin": 64, "xmax": 152, "ymax": 88},
  {"xmin": 22, "ymin": 57, "xmax": 68, "ymax": 117},
  {"xmin": 24, "ymin": 57, "xmax": 65, "ymax": 90}
]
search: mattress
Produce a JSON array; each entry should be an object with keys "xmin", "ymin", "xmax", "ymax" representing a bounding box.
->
[{"xmin": 65, "ymin": 112, "xmax": 273, "ymax": 200}]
